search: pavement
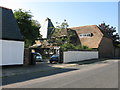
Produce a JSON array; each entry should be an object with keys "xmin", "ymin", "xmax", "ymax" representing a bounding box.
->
[
  {"xmin": 2, "ymin": 62, "xmax": 78, "ymax": 78},
  {"xmin": 1, "ymin": 58, "xmax": 119, "ymax": 78}
]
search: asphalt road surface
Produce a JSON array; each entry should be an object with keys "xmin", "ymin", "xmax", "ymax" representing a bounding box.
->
[{"xmin": 2, "ymin": 60, "xmax": 118, "ymax": 88}]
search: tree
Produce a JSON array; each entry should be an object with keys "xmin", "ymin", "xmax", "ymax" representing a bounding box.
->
[
  {"xmin": 49, "ymin": 19, "xmax": 92, "ymax": 51},
  {"xmin": 14, "ymin": 9, "xmax": 41, "ymax": 48},
  {"xmin": 49, "ymin": 19, "xmax": 69, "ymax": 46},
  {"xmin": 98, "ymin": 22, "xmax": 120, "ymax": 42}
]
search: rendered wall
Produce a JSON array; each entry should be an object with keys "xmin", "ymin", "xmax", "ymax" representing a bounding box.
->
[
  {"xmin": 63, "ymin": 51, "xmax": 98, "ymax": 63},
  {"xmin": 0, "ymin": 8, "xmax": 2, "ymax": 39},
  {"xmin": 0, "ymin": 39, "xmax": 1, "ymax": 87},
  {"xmin": 1, "ymin": 40, "xmax": 24, "ymax": 65}
]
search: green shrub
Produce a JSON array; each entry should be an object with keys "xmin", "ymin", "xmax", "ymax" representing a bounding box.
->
[
  {"xmin": 117, "ymin": 44, "xmax": 120, "ymax": 48},
  {"xmin": 61, "ymin": 43, "xmax": 93, "ymax": 51},
  {"xmin": 61, "ymin": 43, "xmax": 75, "ymax": 51}
]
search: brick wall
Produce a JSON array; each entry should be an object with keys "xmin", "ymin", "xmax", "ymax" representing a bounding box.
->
[
  {"xmin": 114, "ymin": 47, "xmax": 120, "ymax": 58},
  {"xmin": 98, "ymin": 37, "xmax": 114, "ymax": 58},
  {"xmin": 24, "ymin": 48, "xmax": 31, "ymax": 65}
]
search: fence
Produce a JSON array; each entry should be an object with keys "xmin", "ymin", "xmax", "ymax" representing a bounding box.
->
[{"xmin": 63, "ymin": 51, "xmax": 98, "ymax": 63}]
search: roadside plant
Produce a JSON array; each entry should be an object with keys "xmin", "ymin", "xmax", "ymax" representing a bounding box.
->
[
  {"xmin": 61, "ymin": 43, "xmax": 92, "ymax": 51},
  {"xmin": 14, "ymin": 9, "xmax": 41, "ymax": 48}
]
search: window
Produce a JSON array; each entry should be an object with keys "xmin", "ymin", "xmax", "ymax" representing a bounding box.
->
[{"xmin": 79, "ymin": 33, "xmax": 93, "ymax": 38}]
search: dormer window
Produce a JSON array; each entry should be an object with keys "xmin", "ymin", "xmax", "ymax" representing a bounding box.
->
[{"xmin": 79, "ymin": 33, "xmax": 93, "ymax": 38}]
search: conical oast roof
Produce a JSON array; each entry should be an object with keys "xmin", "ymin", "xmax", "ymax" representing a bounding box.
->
[{"xmin": 39, "ymin": 17, "xmax": 55, "ymax": 39}]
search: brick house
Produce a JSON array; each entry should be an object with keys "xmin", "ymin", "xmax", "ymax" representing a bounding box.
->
[
  {"xmin": 33, "ymin": 24, "xmax": 120, "ymax": 58},
  {"xmin": 68, "ymin": 25, "xmax": 119, "ymax": 58}
]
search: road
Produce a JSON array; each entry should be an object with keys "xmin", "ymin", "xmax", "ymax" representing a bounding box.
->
[{"xmin": 2, "ymin": 60, "xmax": 118, "ymax": 88}]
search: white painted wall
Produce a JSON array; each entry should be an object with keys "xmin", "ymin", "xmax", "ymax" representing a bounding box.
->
[
  {"xmin": 0, "ymin": 40, "xmax": 24, "ymax": 66},
  {"xmin": 0, "ymin": 40, "xmax": 2, "ymax": 66},
  {"xmin": 63, "ymin": 51, "xmax": 98, "ymax": 63}
]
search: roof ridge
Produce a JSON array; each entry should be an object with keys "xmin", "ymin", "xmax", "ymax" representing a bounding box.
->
[
  {"xmin": 69, "ymin": 25, "xmax": 97, "ymax": 29},
  {"xmin": 0, "ymin": 6, "xmax": 11, "ymax": 10}
]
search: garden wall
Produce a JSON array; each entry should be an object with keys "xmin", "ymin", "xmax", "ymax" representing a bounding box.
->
[{"xmin": 63, "ymin": 51, "xmax": 98, "ymax": 63}]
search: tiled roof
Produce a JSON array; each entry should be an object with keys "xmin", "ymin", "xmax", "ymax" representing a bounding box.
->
[
  {"xmin": 0, "ymin": 7, "xmax": 23, "ymax": 41},
  {"xmin": 69, "ymin": 25, "xmax": 98, "ymax": 30},
  {"xmin": 69, "ymin": 25, "xmax": 104, "ymax": 48},
  {"xmin": 0, "ymin": 6, "xmax": 11, "ymax": 10},
  {"xmin": 39, "ymin": 18, "xmax": 55, "ymax": 39},
  {"xmin": 69, "ymin": 25, "xmax": 113, "ymax": 39}
]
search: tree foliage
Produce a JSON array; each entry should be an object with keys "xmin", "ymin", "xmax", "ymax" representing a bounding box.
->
[
  {"xmin": 61, "ymin": 43, "xmax": 92, "ymax": 51},
  {"xmin": 48, "ymin": 19, "xmax": 92, "ymax": 51},
  {"xmin": 14, "ymin": 9, "xmax": 41, "ymax": 48},
  {"xmin": 48, "ymin": 19, "xmax": 69, "ymax": 46},
  {"xmin": 56, "ymin": 19, "xmax": 69, "ymax": 30},
  {"xmin": 98, "ymin": 22, "xmax": 120, "ymax": 42}
]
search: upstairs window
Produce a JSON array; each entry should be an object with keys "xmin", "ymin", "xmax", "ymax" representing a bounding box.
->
[{"xmin": 79, "ymin": 33, "xmax": 93, "ymax": 38}]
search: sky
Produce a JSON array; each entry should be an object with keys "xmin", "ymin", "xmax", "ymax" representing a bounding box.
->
[{"xmin": 0, "ymin": 0, "xmax": 119, "ymax": 33}]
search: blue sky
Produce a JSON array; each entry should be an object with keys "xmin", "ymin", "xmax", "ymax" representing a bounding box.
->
[{"xmin": 0, "ymin": 1, "xmax": 118, "ymax": 33}]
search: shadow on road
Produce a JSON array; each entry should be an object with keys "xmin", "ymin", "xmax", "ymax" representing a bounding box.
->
[
  {"xmin": 2, "ymin": 66, "xmax": 78, "ymax": 86},
  {"xmin": 2, "ymin": 58, "xmax": 119, "ymax": 86},
  {"xmin": 67, "ymin": 58, "xmax": 110, "ymax": 65}
]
